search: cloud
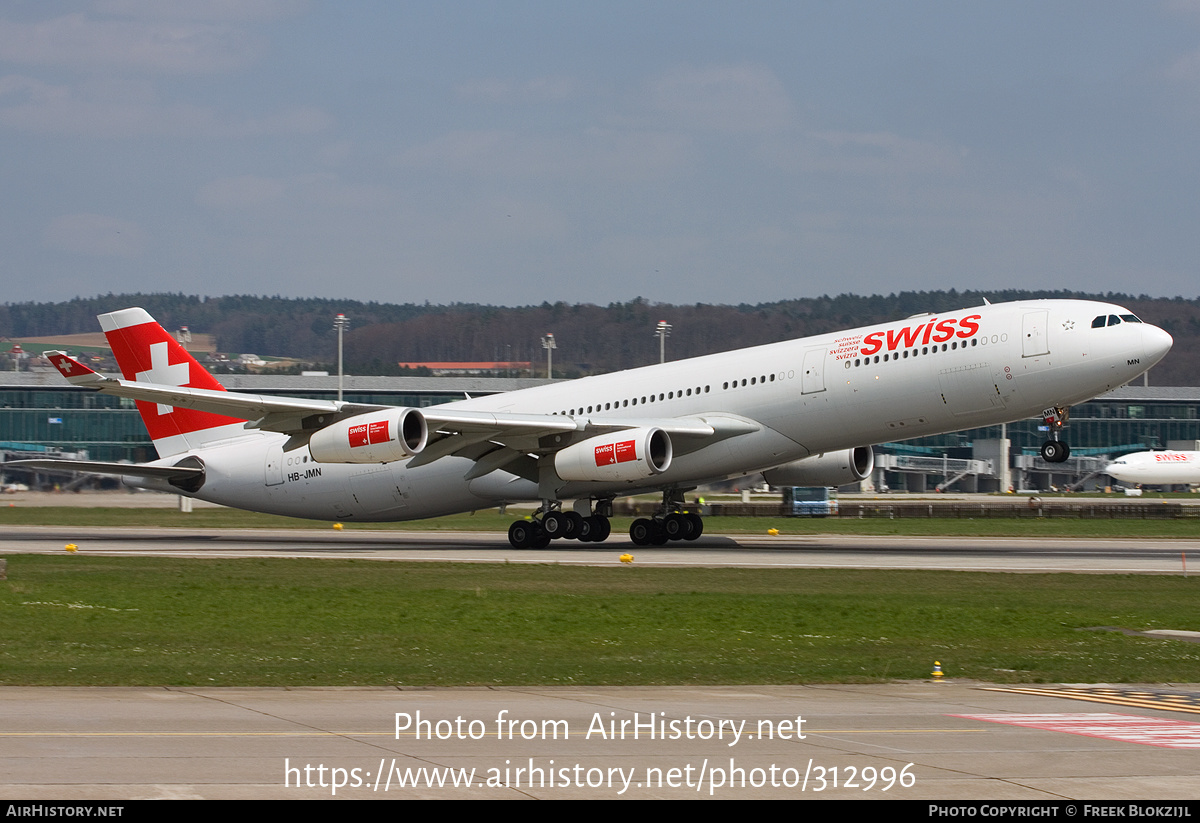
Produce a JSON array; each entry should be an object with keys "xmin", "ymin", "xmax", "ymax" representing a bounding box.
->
[
  {"xmin": 1166, "ymin": 48, "xmax": 1200, "ymax": 84},
  {"xmin": 94, "ymin": 0, "xmax": 309, "ymax": 23},
  {"xmin": 395, "ymin": 127, "xmax": 692, "ymax": 182},
  {"xmin": 42, "ymin": 213, "xmax": 147, "ymax": 258},
  {"xmin": 803, "ymin": 130, "xmax": 967, "ymax": 176},
  {"xmin": 645, "ymin": 64, "xmax": 796, "ymax": 133},
  {"xmin": 752, "ymin": 128, "xmax": 966, "ymax": 180},
  {"xmin": 0, "ymin": 13, "xmax": 262, "ymax": 74},
  {"xmin": 1164, "ymin": 0, "xmax": 1200, "ymax": 18},
  {"xmin": 0, "ymin": 74, "xmax": 329, "ymax": 137},
  {"xmin": 196, "ymin": 176, "xmax": 287, "ymax": 208},
  {"xmin": 455, "ymin": 76, "xmax": 578, "ymax": 104},
  {"xmin": 197, "ymin": 173, "xmax": 393, "ymax": 213}
]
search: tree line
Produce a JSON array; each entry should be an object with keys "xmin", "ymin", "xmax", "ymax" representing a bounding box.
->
[{"xmin": 2, "ymin": 290, "xmax": 1197, "ymax": 384}]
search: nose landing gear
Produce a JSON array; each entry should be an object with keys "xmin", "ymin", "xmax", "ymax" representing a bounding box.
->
[{"xmin": 1039, "ymin": 406, "xmax": 1072, "ymax": 463}]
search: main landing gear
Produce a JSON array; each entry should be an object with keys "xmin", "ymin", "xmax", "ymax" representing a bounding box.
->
[
  {"xmin": 629, "ymin": 491, "xmax": 705, "ymax": 546},
  {"xmin": 507, "ymin": 498, "xmax": 614, "ymax": 549},
  {"xmin": 1039, "ymin": 405, "xmax": 1072, "ymax": 464}
]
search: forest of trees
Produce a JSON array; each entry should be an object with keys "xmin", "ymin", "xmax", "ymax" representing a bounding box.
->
[{"xmin": 2, "ymin": 290, "xmax": 1198, "ymax": 385}]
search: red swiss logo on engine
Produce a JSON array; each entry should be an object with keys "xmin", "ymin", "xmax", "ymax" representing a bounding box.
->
[
  {"xmin": 594, "ymin": 439, "xmax": 637, "ymax": 466},
  {"xmin": 349, "ymin": 420, "xmax": 390, "ymax": 448}
]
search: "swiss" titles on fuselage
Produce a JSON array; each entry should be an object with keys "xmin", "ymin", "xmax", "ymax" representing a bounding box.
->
[{"xmin": 858, "ymin": 314, "xmax": 982, "ymax": 357}]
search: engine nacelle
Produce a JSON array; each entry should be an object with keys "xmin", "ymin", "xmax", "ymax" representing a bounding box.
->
[
  {"xmin": 762, "ymin": 446, "xmax": 874, "ymax": 487},
  {"xmin": 309, "ymin": 408, "xmax": 428, "ymax": 464},
  {"xmin": 554, "ymin": 427, "xmax": 672, "ymax": 482}
]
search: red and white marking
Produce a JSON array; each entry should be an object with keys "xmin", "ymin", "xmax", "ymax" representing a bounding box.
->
[
  {"xmin": 136, "ymin": 341, "xmax": 191, "ymax": 414},
  {"xmin": 594, "ymin": 439, "xmax": 637, "ymax": 466},
  {"xmin": 955, "ymin": 713, "xmax": 1200, "ymax": 749}
]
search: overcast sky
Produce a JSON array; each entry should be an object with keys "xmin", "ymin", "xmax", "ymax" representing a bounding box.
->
[{"xmin": 2, "ymin": 1, "xmax": 1198, "ymax": 307}]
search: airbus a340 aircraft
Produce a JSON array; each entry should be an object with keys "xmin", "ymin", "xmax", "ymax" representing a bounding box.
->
[
  {"xmin": 18, "ymin": 299, "xmax": 1171, "ymax": 548},
  {"xmin": 1105, "ymin": 450, "xmax": 1200, "ymax": 487}
]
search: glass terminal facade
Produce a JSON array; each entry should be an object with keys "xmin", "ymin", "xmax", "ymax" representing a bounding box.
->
[
  {"xmin": 893, "ymin": 387, "xmax": 1200, "ymax": 457},
  {"xmin": 2, "ymin": 375, "xmax": 1197, "ymax": 466}
]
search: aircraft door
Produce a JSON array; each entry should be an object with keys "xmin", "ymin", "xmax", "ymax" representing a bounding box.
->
[
  {"xmin": 1022, "ymin": 311, "xmax": 1050, "ymax": 357},
  {"xmin": 265, "ymin": 443, "xmax": 284, "ymax": 486},
  {"xmin": 801, "ymin": 347, "xmax": 827, "ymax": 395}
]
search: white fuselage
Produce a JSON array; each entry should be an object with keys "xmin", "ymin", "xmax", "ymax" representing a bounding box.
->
[
  {"xmin": 133, "ymin": 299, "xmax": 1172, "ymax": 521},
  {"xmin": 1105, "ymin": 451, "xmax": 1200, "ymax": 486}
]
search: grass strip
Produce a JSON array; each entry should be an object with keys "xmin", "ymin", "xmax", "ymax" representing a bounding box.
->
[{"xmin": 3, "ymin": 556, "xmax": 1198, "ymax": 686}]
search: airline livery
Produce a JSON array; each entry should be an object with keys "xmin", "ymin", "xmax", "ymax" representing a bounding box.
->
[
  {"xmin": 1105, "ymin": 450, "xmax": 1200, "ymax": 487},
  {"xmin": 20, "ymin": 299, "xmax": 1171, "ymax": 548}
]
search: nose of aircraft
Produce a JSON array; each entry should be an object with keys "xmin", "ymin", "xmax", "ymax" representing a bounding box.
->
[{"xmin": 1142, "ymin": 323, "xmax": 1173, "ymax": 365}]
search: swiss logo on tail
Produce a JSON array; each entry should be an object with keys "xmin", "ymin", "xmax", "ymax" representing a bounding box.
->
[{"xmin": 100, "ymin": 308, "xmax": 245, "ymax": 454}]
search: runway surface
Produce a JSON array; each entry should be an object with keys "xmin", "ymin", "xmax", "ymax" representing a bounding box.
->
[
  {"xmin": 2, "ymin": 525, "xmax": 1199, "ymax": 574},
  {"xmin": 3, "ymin": 682, "xmax": 1200, "ymax": 800}
]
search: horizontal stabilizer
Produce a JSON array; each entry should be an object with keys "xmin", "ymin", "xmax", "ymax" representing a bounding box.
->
[{"xmin": 7, "ymin": 459, "xmax": 204, "ymax": 480}]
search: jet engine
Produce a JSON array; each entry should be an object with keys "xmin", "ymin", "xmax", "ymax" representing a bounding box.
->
[
  {"xmin": 554, "ymin": 427, "xmax": 672, "ymax": 482},
  {"xmin": 761, "ymin": 446, "xmax": 874, "ymax": 487},
  {"xmin": 309, "ymin": 408, "xmax": 428, "ymax": 464}
]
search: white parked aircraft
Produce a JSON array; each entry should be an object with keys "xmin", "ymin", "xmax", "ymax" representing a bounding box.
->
[
  {"xmin": 1104, "ymin": 450, "xmax": 1200, "ymax": 486},
  {"xmin": 18, "ymin": 300, "xmax": 1171, "ymax": 548}
]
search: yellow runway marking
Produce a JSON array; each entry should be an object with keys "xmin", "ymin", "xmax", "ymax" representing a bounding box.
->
[{"xmin": 983, "ymin": 685, "xmax": 1200, "ymax": 715}]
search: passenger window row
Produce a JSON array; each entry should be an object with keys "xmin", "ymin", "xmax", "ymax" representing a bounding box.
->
[
  {"xmin": 558, "ymin": 385, "xmax": 712, "ymax": 416},
  {"xmin": 845, "ymin": 337, "xmax": 979, "ymax": 368},
  {"xmin": 556, "ymin": 368, "xmax": 794, "ymax": 416}
]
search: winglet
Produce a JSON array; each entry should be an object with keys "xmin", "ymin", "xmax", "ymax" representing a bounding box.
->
[{"xmin": 45, "ymin": 351, "xmax": 106, "ymax": 386}]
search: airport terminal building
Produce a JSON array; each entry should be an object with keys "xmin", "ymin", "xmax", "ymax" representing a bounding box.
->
[{"xmin": 2, "ymin": 371, "xmax": 1197, "ymax": 492}]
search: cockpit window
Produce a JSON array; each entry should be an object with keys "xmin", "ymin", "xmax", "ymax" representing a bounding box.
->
[{"xmin": 1093, "ymin": 314, "xmax": 1143, "ymax": 328}]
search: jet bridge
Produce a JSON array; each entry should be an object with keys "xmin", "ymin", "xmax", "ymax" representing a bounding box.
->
[{"xmin": 873, "ymin": 453, "xmax": 994, "ymax": 493}]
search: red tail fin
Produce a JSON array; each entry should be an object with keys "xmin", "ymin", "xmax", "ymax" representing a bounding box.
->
[{"xmin": 100, "ymin": 307, "xmax": 245, "ymax": 456}]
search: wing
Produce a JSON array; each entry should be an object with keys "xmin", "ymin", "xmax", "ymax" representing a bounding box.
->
[
  {"xmin": 415, "ymin": 409, "xmax": 760, "ymax": 482},
  {"xmin": 45, "ymin": 351, "xmax": 759, "ymax": 480}
]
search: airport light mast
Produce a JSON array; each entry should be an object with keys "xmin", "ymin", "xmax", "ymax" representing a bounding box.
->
[
  {"xmin": 541, "ymin": 333, "xmax": 556, "ymax": 379},
  {"xmin": 333, "ymin": 313, "xmax": 349, "ymax": 401},
  {"xmin": 655, "ymin": 320, "xmax": 672, "ymax": 363}
]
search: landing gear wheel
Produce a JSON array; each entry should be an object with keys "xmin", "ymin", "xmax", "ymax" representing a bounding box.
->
[
  {"xmin": 581, "ymin": 515, "xmax": 610, "ymax": 543},
  {"xmin": 508, "ymin": 520, "xmax": 535, "ymax": 549},
  {"xmin": 684, "ymin": 513, "xmax": 703, "ymax": 540},
  {"xmin": 1040, "ymin": 440, "xmax": 1070, "ymax": 463},
  {"xmin": 591, "ymin": 516, "xmax": 611, "ymax": 542},
  {"xmin": 663, "ymin": 512, "xmax": 688, "ymax": 540},
  {"xmin": 630, "ymin": 518, "xmax": 653, "ymax": 546},
  {"xmin": 577, "ymin": 516, "xmax": 594, "ymax": 542},
  {"xmin": 542, "ymin": 511, "xmax": 569, "ymax": 539}
]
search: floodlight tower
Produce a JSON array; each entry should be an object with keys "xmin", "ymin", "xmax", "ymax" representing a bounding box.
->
[
  {"xmin": 655, "ymin": 320, "xmax": 672, "ymax": 363},
  {"xmin": 541, "ymin": 333, "xmax": 556, "ymax": 379},
  {"xmin": 333, "ymin": 313, "xmax": 350, "ymax": 401}
]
